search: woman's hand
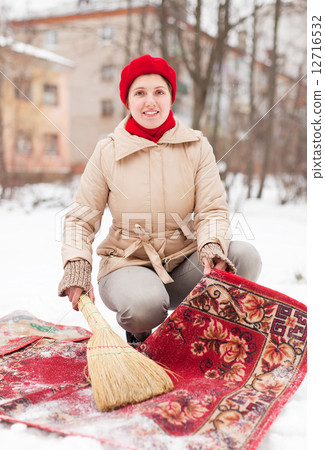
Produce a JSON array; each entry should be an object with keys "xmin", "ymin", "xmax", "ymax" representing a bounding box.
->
[
  {"xmin": 202, "ymin": 257, "xmax": 227, "ymax": 276},
  {"xmin": 66, "ymin": 283, "xmax": 95, "ymax": 311},
  {"xmin": 200, "ymin": 242, "xmax": 228, "ymax": 276}
]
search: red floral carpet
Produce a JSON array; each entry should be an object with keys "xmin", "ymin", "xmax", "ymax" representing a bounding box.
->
[{"xmin": 0, "ymin": 270, "xmax": 307, "ymax": 449}]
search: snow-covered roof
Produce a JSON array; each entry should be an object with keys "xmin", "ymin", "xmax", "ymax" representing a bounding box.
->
[
  {"xmin": 0, "ymin": 36, "xmax": 75, "ymax": 68},
  {"xmin": 9, "ymin": 0, "xmax": 151, "ymax": 21}
]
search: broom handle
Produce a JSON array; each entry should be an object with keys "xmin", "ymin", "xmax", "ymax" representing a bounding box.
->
[{"xmin": 78, "ymin": 293, "xmax": 112, "ymax": 334}]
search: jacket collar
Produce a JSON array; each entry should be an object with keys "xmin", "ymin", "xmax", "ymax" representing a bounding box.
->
[{"xmin": 112, "ymin": 115, "xmax": 200, "ymax": 161}]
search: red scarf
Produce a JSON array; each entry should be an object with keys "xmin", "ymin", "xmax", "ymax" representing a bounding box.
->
[{"xmin": 125, "ymin": 110, "xmax": 175, "ymax": 143}]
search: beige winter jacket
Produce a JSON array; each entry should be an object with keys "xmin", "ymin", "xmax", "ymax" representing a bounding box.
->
[{"xmin": 61, "ymin": 116, "xmax": 232, "ymax": 284}]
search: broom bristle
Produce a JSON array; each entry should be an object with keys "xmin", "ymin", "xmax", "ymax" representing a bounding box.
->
[
  {"xmin": 87, "ymin": 328, "xmax": 173, "ymax": 411},
  {"xmin": 78, "ymin": 294, "xmax": 174, "ymax": 412}
]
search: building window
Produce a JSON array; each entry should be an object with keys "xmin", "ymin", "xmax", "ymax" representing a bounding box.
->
[
  {"xmin": 101, "ymin": 99, "xmax": 114, "ymax": 117},
  {"xmin": 43, "ymin": 84, "xmax": 58, "ymax": 105},
  {"xmin": 14, "ymin": 78, "xmax": 32, "ymax": 100},
  {"xmin": 101, "ymin": 64, "xmax": 114, "ymax": 81},
  {"xmin": 44, "ymin": 30, "xmax": 58, "ymax": 49},
  {"xmin": 44, "ymin": 134, "xmax": 59, "ymax": 156},
  {"xmin": 16, "ymin": 132, "xmax": 32, "ymax": 155},
  {"xmin": 99, "ymin": 25, "xmax": 114, "ymax": 45}
]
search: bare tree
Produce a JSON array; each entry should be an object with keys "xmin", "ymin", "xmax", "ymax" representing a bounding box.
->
[
  {"xmin": 0, "ymin": 73, "xmax": 8, "ymax": 198},
  {"xmin": 158, "ymin": 0, "xmax": 252, "ymax": 135},
  {"xmin": 245, "ymin": 0, "xmax": 260, "ymax": 198},
  {"xmin": 137, "ymin": 3, "xmax": 149, "ymax": 55},
  {"xmin": 257, "ymin": 0, "xmax": 281, "ymax": 198},
  {"xmin": 174, "ymin": 0, "xmax": 228, "ymax": 130},
  {"xmin": 208, "ymin": 0, "xmax": 231, "ymax": 153},
  {"xmin": 274, "ymin": 66, "xmax": 307, "ymax": 203},
  {"xmin": 0, "ymin": 1, "xmax": 10, "ymax": 197},
  {"xmin": 159, "ymin": 0, "xmax": 170, "ymax": 60},
  {"xmin": 125, "ymin": 0, "xmax": 134, "ymax": 63}
]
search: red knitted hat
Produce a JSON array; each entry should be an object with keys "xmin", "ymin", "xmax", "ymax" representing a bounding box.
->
[{"xmin": 119, "ymin": 54, "xmax": 177, "ymax": 105}]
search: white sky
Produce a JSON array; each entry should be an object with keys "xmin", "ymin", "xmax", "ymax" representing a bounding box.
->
[{"xmin": 2, "ymin": 0, "xmax": 73, "ymax": 17}]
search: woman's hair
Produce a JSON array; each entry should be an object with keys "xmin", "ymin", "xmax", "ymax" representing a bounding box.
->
[{"xmin": 161, "ymin": 76, "xmax": 173, "ymax": 97}]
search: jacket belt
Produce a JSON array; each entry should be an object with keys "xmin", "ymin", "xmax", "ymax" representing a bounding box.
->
[{"xmin": 120, "ymin": 224, "xmax": 175, "ymax": 284}]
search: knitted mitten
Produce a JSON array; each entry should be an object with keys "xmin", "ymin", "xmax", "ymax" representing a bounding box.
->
[
  {"xmin": 58, "ymin": 259, "xmax": 92, "ymax": 297},
  {"xmin": 199, "ymin": 242, "xmax": 236, "ymax": 274}
]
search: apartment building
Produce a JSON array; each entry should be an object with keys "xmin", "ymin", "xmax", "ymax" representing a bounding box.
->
[{"xmin": 0, "ymin": 37, "xmax": 73, "ymax": 181}]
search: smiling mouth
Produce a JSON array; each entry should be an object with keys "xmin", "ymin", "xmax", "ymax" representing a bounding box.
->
[{"xmin": 143, "ymin": 111, "xmax": 159, "ymax": 116}]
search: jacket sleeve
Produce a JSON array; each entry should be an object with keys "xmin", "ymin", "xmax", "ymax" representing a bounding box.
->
[
  {"xmin": 61, "ymin": 139, "xmax": 110, "ymax": 268},
  {"xmin": 193, "ymin": 136, "xmax": 232, "ymax": 256}
]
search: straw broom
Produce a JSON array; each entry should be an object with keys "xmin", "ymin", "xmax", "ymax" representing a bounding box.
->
[{"xmin": 78, "ymin": 293, "xmax": 174, "ymax": 412}]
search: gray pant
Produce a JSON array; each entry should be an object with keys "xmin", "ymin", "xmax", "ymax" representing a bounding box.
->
[{"xmin": 99, "ymin": 241, "xmax": 262, "ymax": 339}]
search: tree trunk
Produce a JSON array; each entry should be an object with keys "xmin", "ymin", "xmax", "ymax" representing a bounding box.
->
[
  {"xmin": 159, "ymin": 0, "xmax": 169, "ymax": 60},
  {"xmin": 245, "ymin": 1, "xmax": 258, "ymax": 198},
  {"xmin": 125, "ymin": 0, "xmax": 133, "ymax": 63},
  {"xmin": 257, "ymin": 0, "xmax": 281, "ymax": 199},
  {"xmin": 0, "ymin": 73, "xmax": 8, "ymax": 198},
  {"xmin": 192, "ymin": 0, "xmax": 230, "ymax": 141},
  {"xmin": 137, "ymin": 4, "xmax": 148, "ymax": 56},
  {"xmin": 209, "ymin": 2, "xmax": 228, "ymax": 157},
  {"xmin": 159, "ymin": 0, "xmax": 253, "ymax": 135}
]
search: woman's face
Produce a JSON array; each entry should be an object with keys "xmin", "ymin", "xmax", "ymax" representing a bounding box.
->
[{"xmin": 127, "ymin": 74, "xmax": 172, "ymax": 128}]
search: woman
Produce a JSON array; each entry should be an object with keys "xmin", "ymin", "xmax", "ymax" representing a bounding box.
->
[{"xmin": 58, "ymin": 54, "xmax": 261, "ymax": 345}]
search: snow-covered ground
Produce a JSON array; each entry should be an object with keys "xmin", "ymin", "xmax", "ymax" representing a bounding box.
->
[{"xmin": 0, "ymin": 176, "xmax": 307, "ymax": 449}]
